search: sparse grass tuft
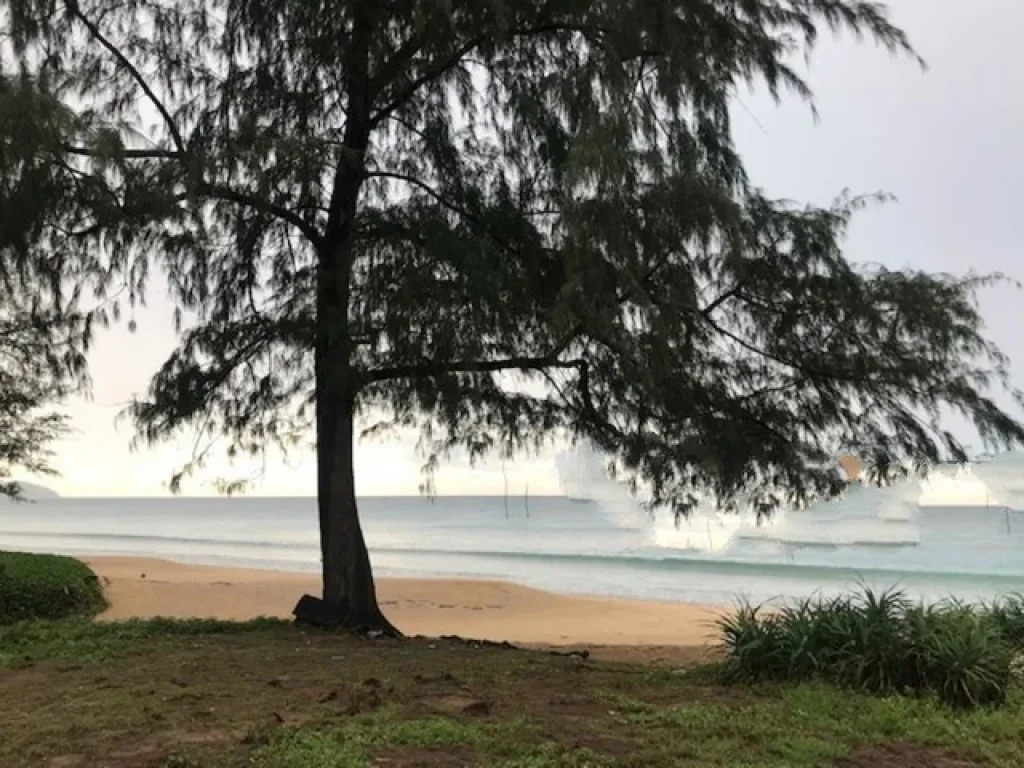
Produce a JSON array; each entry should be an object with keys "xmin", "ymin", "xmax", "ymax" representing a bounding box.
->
[
  {"xmin": 366, "ymin": 716, "xmax": 489, "ymax": 748},
  {"xmin": 248, "ymin": 729, "xmax": 368, "ymax": 768},
  {"xmin": 499, "ymin": 743, "xmax": 619, "ymax": 767}
]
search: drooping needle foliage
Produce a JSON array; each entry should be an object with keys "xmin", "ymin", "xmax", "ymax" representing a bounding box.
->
[{"xmin": 3, "ymin": 0, "xmax": 1022, "ymax": 621}]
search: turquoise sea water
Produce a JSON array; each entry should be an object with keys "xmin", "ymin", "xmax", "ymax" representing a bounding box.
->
[{"xmin": 2, "ymin": 490, "xmax": 1023, "ymax": 605}]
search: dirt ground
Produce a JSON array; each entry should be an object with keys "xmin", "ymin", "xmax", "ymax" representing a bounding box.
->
[{"xmin": 0, "ymin": 626, "xmax": 1009, "ymax": 768}]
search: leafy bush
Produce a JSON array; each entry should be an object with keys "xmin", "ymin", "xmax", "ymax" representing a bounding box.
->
[
  {"xmin": 719, "ymin": 586, "xmax": 1020, "ymax": 709},
  {"xmin": 0, "ymin": 551, "xmax": 107, "ymax": 623}
]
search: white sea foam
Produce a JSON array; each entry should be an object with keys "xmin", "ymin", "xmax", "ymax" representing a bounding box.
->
[
  {"xmin": 556, "ymin": 443, "xmax": 929, "ymax": 551},
  {"xmin": 966, "ymin": 452, "xmax": 1024, "ymax": 509}
]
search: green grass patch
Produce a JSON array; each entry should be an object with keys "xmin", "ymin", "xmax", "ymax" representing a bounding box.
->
[
  {"xmin": 497, "ymin": 744, "xmax": 618, "ymax": 768},
  {"xmin": 0, "ymin": 551, "xmax": 108, "ymax": 623},
  {"xmin": 167, "ymin": 714, "xmax": 538, "ymax": 768},
  {"xmin": 1, "ymin": 621, "xmax": 1022, "ymax": 767},
  {"xmin": 618, "ymin": 682, "xmax": 1024, "ymax": 767},
  {"xmin": 247, "ymin": 730, "xmax": 367, "ymax": 768},
  {"xmin": 166, "ymin": 683, "xmax": 1024, "ymax": 767},
  {"xmin": 0, "ymin": 616, "xmax": 289, "ymax": 665},
  {"xmin": 719, "ymin": 585, "xmax": 1024, "ymax": 709},
  {"xmin": 364, "ymin": 715, "xmax": 495, "ymax": 748}
]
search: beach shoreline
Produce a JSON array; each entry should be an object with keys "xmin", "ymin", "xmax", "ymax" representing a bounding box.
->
[{"xmin": 84, "ymin": 556, "xmax": 725, "ymax": 661}]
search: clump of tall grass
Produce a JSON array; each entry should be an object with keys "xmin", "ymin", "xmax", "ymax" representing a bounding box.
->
[
  {"xmin": 718, "ymin": 586, "xmax": 1024, "ymax": 709},
  {"xmin": 984, "ymin": 592, "xmax": 1024, "ymax": 647}
]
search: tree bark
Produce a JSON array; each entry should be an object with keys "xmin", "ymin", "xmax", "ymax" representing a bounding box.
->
[
  {"xmin": 314, "ymin": 160, "xmax": 400, "ymax": 633},
  {"xmin": 314, "ymin": 382, "xmax": 397, "ymax": 634},
  {"xmin": 314, "ymin": 200, "xmax": 399, "ymax": 633},
  {"xmin": 312, "ymin": 0, "xmax": 397, "ymax": 636}
]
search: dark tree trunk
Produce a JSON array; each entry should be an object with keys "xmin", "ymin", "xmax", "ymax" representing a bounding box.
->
[
  {"xmin": 314, "ymin": 216, "xmax": 399, "ymax": 634},
  {"xmin": 314, "ymin": 381, "xmax": 397, "ymax": 635},
  {"xmin": 311, "ymin": 0, "xmax": 397, "ymax": 635},
  {"xmin": 314, "ymin": 169, "xmax": 400, "ymax": 633}
]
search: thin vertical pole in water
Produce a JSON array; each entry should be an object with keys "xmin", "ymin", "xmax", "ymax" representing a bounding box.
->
[{"xmin": 502, "ymin": 465, "xmax": 509, "ymax": 519}]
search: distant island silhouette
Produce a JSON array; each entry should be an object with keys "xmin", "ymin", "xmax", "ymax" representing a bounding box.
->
[{"xmin": 0, "ymin": 482, "xmax": 61, "ymax": 501}]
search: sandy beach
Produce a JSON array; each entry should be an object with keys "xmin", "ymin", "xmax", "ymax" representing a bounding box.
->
[{"xmin": 85, "ymin": 557, "xmax": 724, "ymax": 660}]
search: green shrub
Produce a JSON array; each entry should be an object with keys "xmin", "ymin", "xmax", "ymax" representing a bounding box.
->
[
  {"xmin": 716, "ymin": 602, "xmax": 786, "ymax": 683},
  {"xmin": 719, "ymin": 586, "xmax": 1018, "ymax": 709},
  {"xmin": 907, "ymin": 602, "xmax": 1012, "ymax": 709},
  {"xmin": 985, "ymin": 593, "xmax": 1024, "ymax": 648},
  {"xmin": 0, "ymin": 551, "xmax": 108, "ymax": 623}
]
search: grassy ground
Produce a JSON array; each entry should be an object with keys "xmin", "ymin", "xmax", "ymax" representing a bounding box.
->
[{"xmin": 2, "ymin": 620, "xmax": 1023, "ymax": 768}]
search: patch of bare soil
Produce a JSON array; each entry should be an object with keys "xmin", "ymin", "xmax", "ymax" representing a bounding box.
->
[
  {"xmin": 836, "ymin": 743, "xmax": 987, "ymax": 768},
  {"xmin": 48, "ymin": 729, "xmax": 241, "ymax": 768},
  {"xmin": 0, "ymin": 631, "xmax": 657, "ymax": 766},
  {"xmin": 563, "ymin": 643, "xmax": 724, "ymax": 666},
  {"xmin": 372, "ymin": 746, "xmax": 477, "ymax": 767}
]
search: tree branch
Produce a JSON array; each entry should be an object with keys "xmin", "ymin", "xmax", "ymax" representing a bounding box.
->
[
  {"xmin": 369, "ymin": 36, "xmax": 485, "ymax": 128},
  {"xmin": 364, "ymin": 170, "xmax": 471, "ymax": 219},
  {"xmin": 64, "ymin": 4, "xmax": 322, "ymax": 246},
  {"xmin": 705, "ymin": 317, "xmax": 818, "ymax": 376},
  {"xmin": 368, "ymin": 33, "xmax": 425, "ymax": 103},
  {"xmin": 59, "ymin": 145, "xmax": 322, "ymax": 246},
  {"xmin": 367, "ymin": 18, "xmax": 622, "ymax": 130},
  {"xmin": 197, "ymin": 184, "xmax": 323, "ymax": 248},
  {"xmin": 66, "ymin": 0, "xmax": 187, "ymax": 156},
  {"xmin": 701, "ymin": 283, "xmax": 742, "ymax": 317},
  {"xmin": 362, "ymin": 316, "xmax": 587, "ymax": 390},
  {"xmin": 63, "ymin": 144, "xmax": 181, "ymax": 160},
  {"xmin": 703, "ymin": 316, "xmax": 906, "ymax": 389},
  {"xmin": 734, "ymin": 380, "xmax": 803, "ymax": 404},
  {"xmin": 362, "ymin": 354, "xmax": 583, "ymax": 385}
]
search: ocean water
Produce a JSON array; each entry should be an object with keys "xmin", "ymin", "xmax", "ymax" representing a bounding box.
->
[{"xmin": 2, "ymin": 488, "xmax": 1024, "ymax": 606}]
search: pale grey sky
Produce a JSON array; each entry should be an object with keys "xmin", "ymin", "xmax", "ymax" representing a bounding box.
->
[{"xmin": 36, "ymin": 0, "xmax": 1024, "ymax": 498}]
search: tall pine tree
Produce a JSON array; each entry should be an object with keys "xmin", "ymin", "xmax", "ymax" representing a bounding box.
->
[{"xmin": 3, "ymin": 0, "xmax": 1023, "ymax": 631}]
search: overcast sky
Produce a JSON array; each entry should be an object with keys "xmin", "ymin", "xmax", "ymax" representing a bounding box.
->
[{"xmin": 34, "ymin": 0, "xmax": 1024, "ymax": 498}]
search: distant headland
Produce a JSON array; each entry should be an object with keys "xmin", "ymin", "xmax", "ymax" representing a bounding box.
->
[{"xmin": 0, "ymin": 482, "xmax": 61, "ymax": 501}]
